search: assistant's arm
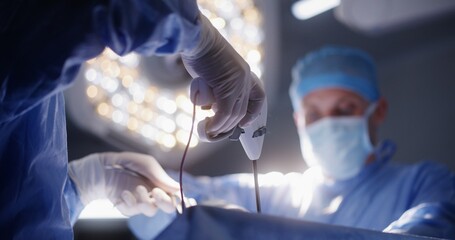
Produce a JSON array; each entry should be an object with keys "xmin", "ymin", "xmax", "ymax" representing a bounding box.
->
[{"xmin": 0, "ymin": 0, "xmax": 200, "ymax": 123}]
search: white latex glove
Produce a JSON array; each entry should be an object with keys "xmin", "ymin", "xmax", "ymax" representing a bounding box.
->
[
  {"xmin": 182, "ymin": 14, "xmax": 265, "ymax": 140},
  {"xmin": 68, "ymin": 152, "xmax": 181, "ymax": 217}
]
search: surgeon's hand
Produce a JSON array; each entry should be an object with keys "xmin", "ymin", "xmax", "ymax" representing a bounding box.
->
[
  {"xmin": 68, "ymin": 152, "xmax": 180, "ymax": 217},
  {"xmin": 182, "ymin": 14, "xmax": 265, "ymax": 140}
]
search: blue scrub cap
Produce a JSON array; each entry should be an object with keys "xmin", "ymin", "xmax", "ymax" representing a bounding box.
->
[{"xmin": 289, "ymin": 46, "xmax": 380, "ymax": 110}]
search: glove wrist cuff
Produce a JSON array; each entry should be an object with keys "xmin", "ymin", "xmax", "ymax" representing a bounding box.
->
[
  {"xmin": 182, "ymin": 14, "xmax": 219, "ymax": 59},
  {"xmin": 68, "ymin": 154, "xmax": 107, "ymax": 205}
]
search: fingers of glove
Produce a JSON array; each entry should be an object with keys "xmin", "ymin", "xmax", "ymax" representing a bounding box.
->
[
  {"xmin": 150, "ymin": 188, "xmax": 175, "ymax": 213},
  {"xmin": 214, "ymin": 94, "xmax": 248, "ymax": 135},
  {"xmin": 135, "ymin": 185, "xmax": 151, "ymax": 201},
  {"xmin": 138, "ymin": 202, "xmax": 158, "ymax": 217},
  {"xmin": 238, "ymin": 99, "xmax": 263, "ymax": 127},
  {"xmin": 238, "ymin": 73, "xmax": 265, "ymax": 127},
  {"xmin": 116, "ymin": 191, "xmax": 140, "ymax": 217},
  {"xmin": 117, "ymin": 200, "xmax": 156, "ymax": 217},
  {"xmin": 101, "ymin": 152, "xmax": 180, "ymax": 193},
  {"xmin": 190, "ymin": 77, "xmax": 215, "ymax": 107},
  {"xmin": 205, "ymin": 91, "xmax": 248, "ymax": 136},
  {"xmin": 118, "ymin": 188, "xmax": 158, "ymax": 217},
  {"xmin": 196, "ymin": 118, "xmax": 235, "ymax": 142},
  {"xmin": 135, "ymin": 186, "xmax": 158, "ymax": 217},
  {"xmin": 121, "ymin": 190, "xmax": 138, "ymax": 209},
  {"xmin": 204, "ymin": 101, "xmax": 233, "ymax": 136}
]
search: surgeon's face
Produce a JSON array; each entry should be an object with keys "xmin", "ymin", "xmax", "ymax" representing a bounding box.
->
[{"xmin": 293, "ymin": 88, "xmax": 387, "ymax": 144}]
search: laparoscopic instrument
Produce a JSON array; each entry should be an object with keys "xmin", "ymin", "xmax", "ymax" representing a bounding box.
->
[{"xmin": 191, "ymin": 78, "xmax": 267, "ymax": 213}]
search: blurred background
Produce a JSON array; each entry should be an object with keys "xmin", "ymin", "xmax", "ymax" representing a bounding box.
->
[{"xmin": 66, "ymin": 0, "xmax": 455, "ymax": 239}]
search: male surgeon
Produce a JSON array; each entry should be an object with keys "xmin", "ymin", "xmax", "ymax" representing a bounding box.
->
[{"xmin": 128, "ymin": 46, "xmax": 455, "ymax": 239}]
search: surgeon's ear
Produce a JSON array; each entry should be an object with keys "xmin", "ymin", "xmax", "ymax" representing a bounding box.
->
[
  {"xmin": 293, "ymin": 111, "xmax": 302, "ymax": 128},
  {"xmin": 293, "ymin": 111, "xmax": 306, "ymax": 129},
  {"xmin": 293, "ymin": 111, "xmax": 304, "ymax": 128},
  {"xmin": 372, "ymin": 97, "xmax": 388, "ymax": 125}
]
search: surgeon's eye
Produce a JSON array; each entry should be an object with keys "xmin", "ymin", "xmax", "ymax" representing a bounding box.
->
[
  {"xmin": 305, "ymin": 111, "xmax": 321, "ymax": 124},
  {"xmin": 336, "ymin": 103, "xmax": 359, "ymax": 116}
]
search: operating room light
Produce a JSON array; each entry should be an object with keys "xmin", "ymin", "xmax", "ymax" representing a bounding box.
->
[
  {"xmin": 82, "ymin": 49, "xmax": 199, "ymax": 150},
  {"xmin": 76, "ymin": 0, "xmax": 264, "ymax": 152},
  {"xmin": 292, "ymin": 0, "xmax": 340, "ymax": 20}
]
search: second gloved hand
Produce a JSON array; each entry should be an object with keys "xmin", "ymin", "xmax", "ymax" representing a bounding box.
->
[
  {"xmin": 182, "ymin": 14, "xmax": 265, "ymax": 140},
  {"xmin": 68, "ymin": 152, "xmax": 180, "ymax": 217}
]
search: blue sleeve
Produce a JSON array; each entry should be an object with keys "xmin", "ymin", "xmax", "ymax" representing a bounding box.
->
[
  {"xmin": 0, "ymin": 0, "xmax": 200, "ymax": 123},
  {"xmin": 410, "ymin": 162, "xmax": 455, "ymax": 205},
  {"xmin": 385, "ymin": 162, "xmax": 455, "ymax": 239},
  {"xmin": 385, "ymin": 202, "xmax": 455, "ymax": 239},
  {"xmin": 64, "ymin": 177, "xmax": 85, "ymax": 225},
  {"xmin": 91, "ymin": 0, "xmax": 200, "ymax": 55}
]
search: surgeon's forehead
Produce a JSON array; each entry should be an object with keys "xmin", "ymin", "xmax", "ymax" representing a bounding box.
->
[{"xmin": 300, "ymin": 88, "xmax": 368, "ymax": 109}]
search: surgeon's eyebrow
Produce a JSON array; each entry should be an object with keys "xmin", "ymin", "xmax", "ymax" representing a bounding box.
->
[
  {"xmin": 337, "ymin": 95, "xmax": 367, "ymax": 107},
  {"xmin": 334, "ymin": 95, "xmax": 368, "ymax": 116}
]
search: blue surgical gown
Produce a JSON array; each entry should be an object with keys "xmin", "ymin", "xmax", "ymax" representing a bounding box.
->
[
  {"xmin": 0, "ymin": 1, "xmax": 200, "ymax": 239},
  {"xmin": 129, "ymin": 141, "xmax": 455, "ymax": 239}
]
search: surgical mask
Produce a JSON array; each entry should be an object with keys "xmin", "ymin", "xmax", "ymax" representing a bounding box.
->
[{"xmin": 298, "ymin": 104, "xmax": 376, "ymax": 180}]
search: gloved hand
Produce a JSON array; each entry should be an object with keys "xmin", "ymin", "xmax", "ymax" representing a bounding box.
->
[
  {"xmin": 68, "ymin": 152, "xmax": 180, "ymax": 217},
  {"xmin": 182, "ymin": 14, "xmax": 265, "ymax": 140}
]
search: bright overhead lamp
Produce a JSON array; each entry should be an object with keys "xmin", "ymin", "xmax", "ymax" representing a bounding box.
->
[{"xmin": 292, "ymin": 0, "xmax": 340, "ymax": 20}]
